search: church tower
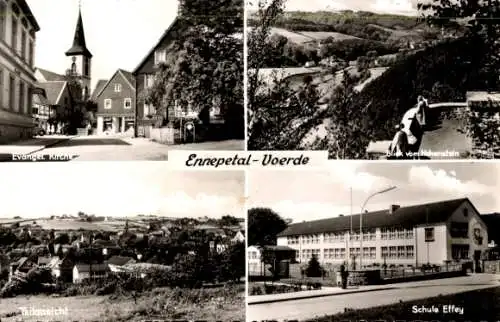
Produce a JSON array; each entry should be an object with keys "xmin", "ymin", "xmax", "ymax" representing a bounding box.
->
[{"xmin": 65, "ymin": 2, "xmax": 92, "ymax": 101}]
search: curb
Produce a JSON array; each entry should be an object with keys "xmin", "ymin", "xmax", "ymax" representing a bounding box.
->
[
  {"xmin": 26, "ymin": 136, "xmax": 78, "ymax": 155},
  {"xmin": 247, "ymin": 286, "xmax": 396, "ymax": 305}
]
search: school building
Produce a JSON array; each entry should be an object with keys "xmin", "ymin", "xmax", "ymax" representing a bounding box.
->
[{"xmin": 276, "ymin": 198, "xmax": 488, "ymax": 269}]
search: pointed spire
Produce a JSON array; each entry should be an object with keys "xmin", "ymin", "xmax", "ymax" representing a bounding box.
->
[{"xmin": 65, "ymin": 3, "xmax": 92, "ymax": 58}]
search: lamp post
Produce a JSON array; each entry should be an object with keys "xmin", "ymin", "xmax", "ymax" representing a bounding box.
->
[{"xmin": 359, "ymin": 186, "xmax": 397, "ymax": 270}]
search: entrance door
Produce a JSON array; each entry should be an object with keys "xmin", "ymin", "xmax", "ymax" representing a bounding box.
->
[{"xmin": 474, "ymin": 250, "xmax": 482, "ymax": 273}]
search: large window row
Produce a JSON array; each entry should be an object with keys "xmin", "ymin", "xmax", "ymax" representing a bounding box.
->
[
  {"xmin": 381, "ymin": 227, "xmax": 413, "ymax": 240},
  {"xmin": 286, "ymin": 227, "xmax": 414, "ymax": 245},
  {"xmin": 0, "ymin": 68, "xmax": 30, "ymax": 113},
  {"xmin": 381, "ymin": 246, "xmax": 414, "ymax": 259},
  {"xmin": 0, "ymin": 1, "xmax": 36, "ymax": 68},
  {"xmin": 323, "ymin": 248, "xmax": 346, "ymax": 259},
  {"xmin": 297, "ymin": 245, "xmax": 415, "ymax": 261}
]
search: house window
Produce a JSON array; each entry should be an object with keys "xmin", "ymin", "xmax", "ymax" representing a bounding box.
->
[
  {"xmin": 450, "ymin": 222, "xmax": 468, "ymax": 238},
  {"xmin": 463, "ymin": 208, "xmax": 469, "ymax": 217},
  {"xmin": 19, "ymin": 82, "xmax": 24, "ymax": 114},
  {"xmin": 0, "ymin": 2, "xmax": 6, "ymax": 41},
  {"xmin": 397, "ymin": 246, "xmax": 405, "ymax": 258},
  {"xmin": 154, "ymin": 49, "xmax": 167, "ymax": 65},
  {"xmin": 114, "ymin": 84, "xmax": 121, "ymax": 93},
  {"xmin": 28, "ymin": 40, "xmax": 34, "ymax": 67},
  {"xmin": 0, "ymin": 69, "xmax": 3, "ymax": 108},
  {"xmin": 406, "ymin": 246, "xmax": 414, "ymax": 258},
  {"xmin": 144, "ymin": 104, "xmax": 155, "ymax": 116},
  {"xmin": 124, "ymin": 98, "xmax": 131, "ymax": 109},
  {"xmin": 424, "ymin": 227, "xmax": 434, "ymax": 242},
  {"xmin": 11, "ymin": 17, "xmax": 18, "ymax": 52},
  {"xmin": 9, "ymin": 75, "xmax": 15, "ymax": 111},
  {"xmin": 144, "ymin": 74, "xmax": 154, "ymax": 89},
  {"xmin": 452, "ymin": 244, "xmax": 469, "ymax": 260},
  {"xmin": 381, "ymin": 247, "xmax": 388, "ymax": 258},
  {"xmin": 405, "ymin": 228, "xmax": 413, "ymax": 239},
  {"xmin": 21, "ymin": 29, "xmax": 26, "ymax": 60},
  {"xmin": 104, "ymin": 99, "xmax": 112, "ymax": 109},
  {"xmin": 389, "ymin": 246, "xmax": 397, "ymax": 258},
  {"xmin": 83, "ymin": 57, "xmax": 89, "ymax": 77}
]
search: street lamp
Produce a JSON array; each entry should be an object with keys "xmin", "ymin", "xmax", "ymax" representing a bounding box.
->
[{"xmin": 359, "ymin": 186, "xmax": 397, "ymax": 270}]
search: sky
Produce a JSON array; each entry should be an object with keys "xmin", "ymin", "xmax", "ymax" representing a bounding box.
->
[
  {"xmin": 248, "ymin": 163, "xmax": 500, "ymax": 223},
  {"xmin": 248, "ymin": 0, "xmax": 420, "ymax": 15},
  {"xmin": 26, "ymin": 0, "xmax": 178, "ymax": 92},
  {"xmin": 0, "ymin": 163, "xmax": 244, "ymax": 219}
]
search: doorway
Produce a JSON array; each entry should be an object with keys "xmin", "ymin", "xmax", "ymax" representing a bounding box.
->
[{"xmin": 474, "ymin": 250, "xmax": 482, "ymax": 273}]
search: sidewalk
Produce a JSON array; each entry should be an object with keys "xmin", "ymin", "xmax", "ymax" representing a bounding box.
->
[
  {"xmin": 248, "ymin": 274, "xmax": 500, "ymax": 305},
  {"xmin": 0, "ymin": 135, "xmax": 76, "ymax": 155},
  {"xmin": 247, "ymin": 284, "xmax": 397, "ymax": 305}
]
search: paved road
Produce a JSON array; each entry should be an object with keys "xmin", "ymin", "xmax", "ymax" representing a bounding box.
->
[
  {"xmin": 1, "ymin": 136, "xmax": 244, "ymax": 161},
  {"xmin": 248, "ymin": 274, "xmax": 500, "ymax": 321}
]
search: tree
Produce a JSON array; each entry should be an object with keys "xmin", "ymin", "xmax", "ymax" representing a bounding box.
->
[
  {"xmin": 219, "ymin": 215, "xmax": 240, "ymax": 227},
  {"xmin": 305, "ymin": 255, "xmax": 323, "ymax": 277},
  {"xmin": 318, "ymin": 70, "xmax": 370, "ymax": 158},
  {"xmin": 418, "ymin": 0, "xmax": 500, "ymax": 89},
  {"xmin": 248, "ymin": 208, "xmax": 287, "ymax": 246},
  {"xmin": 146, "ymin": 0, "xmax": 243, "ymax": 139},
  {"xmin": 248, "ymin": 73, "xmax": 321, "ymax": 149},
  {"xmin": 248, "ymin": 0, "xmax": 287, "ymax": 139},
  {"xmin": 54, "ymin": 233, "xmax": 69, "ymax": 245}
]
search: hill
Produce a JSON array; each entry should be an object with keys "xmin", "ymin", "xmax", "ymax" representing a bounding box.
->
[
  {"xmin": 248, "ymin": 10, "xmax": 443, "ymax": 44},
  {"xmin": 351, "ymin": 35, "xmax": 488, "ymax": 142}
]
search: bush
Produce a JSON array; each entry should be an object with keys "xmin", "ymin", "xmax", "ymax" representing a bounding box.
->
[
  {"xmin": 250, "ymin": 286, "xmax": 263, "ymax": 295},
  {"xmin": 306, "ymin": 255, "xmax": 323, "ymax": 277}
]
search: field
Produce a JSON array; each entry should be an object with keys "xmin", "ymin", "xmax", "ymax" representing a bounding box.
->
[
  {"xmin": 0, "ymin": 285, "xmax": 245, "ymax": 322},
  {"xmin": 0, "ymin": 218, "xmax": 149, "ymax": 232}
]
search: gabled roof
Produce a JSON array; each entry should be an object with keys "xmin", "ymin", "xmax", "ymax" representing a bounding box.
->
[
  {"xmin": 107, "ymin": 256, "xmax": 135, "ymax": 266},
  {"xmin": 33, "ymin": 92, "xmax": 50, "ymax": 106},
  {"xmin": 277, "ymin": 198, "xmax": 479, "ymax": 237},
  {"xmin": 91, "ymin": 80, "xmax": 108, "ymax": 101},
  {"xmin": 37, "ymin": 81, "xmax": 68, "ymax": 106},
  {"xmin": 95, "ymin": 69, "xmax": 136, "ymax": 99},
  {"xmin": 74, "ymin": 263, "xmax": 109, "ymax": 273},
  {"xmin": 35, "ymin": 68, "xmax": 66, "ymax": 82},
  {"xmin": 92, "ymin": 239, "xmax": 116, "ymax": 248},
  {"xmin": 18, "ymin": 0, "xmax": 40, "ymax": 31},
  {"xmin": 37, "ymin": 257, "xmax": 51, "ymax": 265},
  {"xmin": 66, "ymin": 9, "xmax": 92, "ymax": 57},
  {"xmin": 133, "ymin": 18, "xmax": 180, "ymax": 75}
]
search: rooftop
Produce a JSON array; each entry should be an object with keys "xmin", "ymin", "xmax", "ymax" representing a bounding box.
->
[{"xmin": 277, "ymin": 198, "xmax": 477, "ymax": 237}]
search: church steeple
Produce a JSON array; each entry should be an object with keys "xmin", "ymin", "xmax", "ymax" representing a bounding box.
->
[{"xmin": 65, "ymin": 5, "xmax": 92, "ymax": 58}]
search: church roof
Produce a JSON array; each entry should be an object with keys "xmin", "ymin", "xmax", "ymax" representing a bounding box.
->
[{"xmin": 66, "ymin": 9, "xmax": 92, "ymax": 58}]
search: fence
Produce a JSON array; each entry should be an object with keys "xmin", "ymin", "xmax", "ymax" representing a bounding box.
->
[
  {"xmin": 149, "ymin": 127, "xmax": 175, "ymax": 145},
  {"xmin": 380, "ymin": 263, "xmax": 463, "ymax": 280},
  {"xmin": 483, "ymin": 260, "xmax": 500, "ymax": 274}
]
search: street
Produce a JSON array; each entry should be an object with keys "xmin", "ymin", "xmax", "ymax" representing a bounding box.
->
[
  {"xmin": 248, "ymin": 274, "xmax": 500, "ymax": 321},
  {"xmin": 0, "ymin": 135, "xmax": 245, "ymax": 161}
]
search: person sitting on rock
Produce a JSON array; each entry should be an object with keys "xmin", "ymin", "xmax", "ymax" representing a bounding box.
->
[
  {"xmin": 416, "ymin": 95, "xmax": 428, "ymax": 128},
  {"xmin": 387, "ymin": 123, "xmax": 409, "ymax": 159}
]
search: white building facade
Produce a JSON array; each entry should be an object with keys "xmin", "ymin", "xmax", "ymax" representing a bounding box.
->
[
  {"xmin": 247, "ymin": 245, "xmax": 262, "ymax": 276},
  {"xmin": 277, "ymin": 199, "xmax": 489, "ymax": 268},
  {"xmin": 0, "ymin": 0, "xmax": 39, "ymax": 143}
]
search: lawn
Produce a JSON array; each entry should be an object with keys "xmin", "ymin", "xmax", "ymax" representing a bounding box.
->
[
  {"xmin": 0, "ymin": 284, "xmax": 245, "ymax": 322},
  {"xmin": 305, "ymin": 286, "xmax": 500, "ymax": 322}
]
